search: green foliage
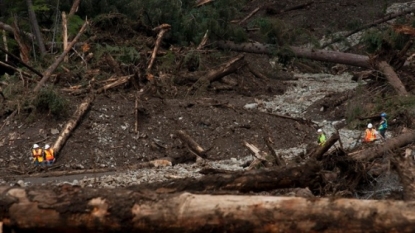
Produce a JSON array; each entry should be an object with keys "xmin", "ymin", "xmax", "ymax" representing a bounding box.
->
[
  {"xmin": 253, "ymin": 18, "xmax": 292, "ymax": 45},
  {"xmin": 374, "ymin": 95, "xmax": 415, "ymax": 117},
  {"xmin": 95, "ymin": 43, "xmax": 141, "ymax": 64},
  {"xmin": 34, "ymin": 88, "xmax": 68, "ymax": 118},
  {"xmin": 159, "ymin": 51, "xmax": 177, "ymax": 72},
  {"xmin": 183, "ymin": 50, "xmax": 200, "ymax": 71},
  {"xmin": 361, "ymin": 29, "xmax": 384, "ymax": 53},
  {"xmin": 67, "ymin": 15, "xmax": 85, "ymax": 36}
]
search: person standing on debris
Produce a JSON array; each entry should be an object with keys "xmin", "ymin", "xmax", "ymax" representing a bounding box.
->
[
  {"xmin": 378, "ymin": 112, "xmax": 388, "ymax": 139},
  {"xmin": 317, "ymin": 129, "xmax": 326, "ymax": 146},
  {"xmin": 31, "ymin": 144, "xmax": 44, "ymax": 166},
  {"xmin": 363, "ymin": 123, "xmax": 377, "ymax": 142},
  {"xmin": 44, "ymin": 144, "xmax": 55, "ymax": 166}
]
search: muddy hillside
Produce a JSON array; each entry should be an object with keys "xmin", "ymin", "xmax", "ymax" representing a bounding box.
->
[{"xmin": 0, "ymin": 0, "xmax": 414, "ymax": 199}]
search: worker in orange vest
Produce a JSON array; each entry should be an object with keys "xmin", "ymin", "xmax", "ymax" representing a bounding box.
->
[
  {"xmin": 44, "ymin": 144, "xmax": 55, "ymax": 166},
  {"xmin": 31, "ymin": 144, "xmax": 44, "ymax": 166},
  {"xmin": 363, "ymin": 123, "xmax": 377, "ymax": 142}
]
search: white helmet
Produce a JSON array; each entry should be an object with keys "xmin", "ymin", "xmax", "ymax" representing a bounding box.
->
[
  {"xmin": 44, "ymin": 144, "xmax": 50, "ymax": 149},
  {"xmin": 33, "ymin": 144, "xmax": 39, "ymax": 149},
  {"xmin": 367, "ymin": 123, "xmax": 373, "ymax": 129},
  {"xmin": 317, "ymin": 129, "xmax": 322, "ymax": 133}
]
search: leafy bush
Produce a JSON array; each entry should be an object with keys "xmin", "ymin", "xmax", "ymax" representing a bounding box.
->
[{"xmin": 34, "ymin": 88, "xmax": 68, "ymax": 118}]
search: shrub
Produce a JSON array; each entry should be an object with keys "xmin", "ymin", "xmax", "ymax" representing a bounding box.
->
[{"xmin": 34, "ymin": 88, "xmax": 68, "ymax": 118}]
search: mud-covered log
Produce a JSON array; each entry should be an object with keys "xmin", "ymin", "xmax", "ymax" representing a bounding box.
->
[
  {"xmin": 216, "ymin": 40, "xmax": 370, "ymax": 67},
  {"xmin": 53, "ymin": 94, "xmax": 94, "ymax": 158},
  {"xmin": 376, "ymin": 61, "xmax": 408, "ymax": 96},
  {"xmin": 351, "ymin": 130, "xmax": 415, "ymax": 161},
  {"xmin": 146, "ymin": 160, "xmax": 322, "ymax": 192},
  {"xmin": 176, "ymin": 130, "xmax": 206, "ymax": 158},
  {"xmin": 2, "ymin": 186, "xmax": 415, "ymax": 233},
  {"xmin": 312, "ymin": 133, "xmax": 339, "ymax": 160},
  {"xmin": 203, "ymin": 54, "xmax": 245, "ymax": 83}
]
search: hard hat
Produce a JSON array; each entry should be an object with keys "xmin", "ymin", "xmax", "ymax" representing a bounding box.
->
[
  {"xmin": 381, "ymin": 112, "xmax": 387, "ymax": 117},
  {"xmin": 44, "ymin": 144, "xmax": 50, "ymax": 149},
  {"xmin": 317, "ymin": 129, "xmax": 322, "ymax": 133},
  {"xmin": 33, "ymin": 144, "xmax": 39, "ymax": 149},
  {"xmin": 368, "ymin": 123, "xmax": 373, "ymax": 129}
]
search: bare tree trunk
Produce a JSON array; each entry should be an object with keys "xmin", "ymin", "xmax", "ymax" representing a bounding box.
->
[
  {"xmin": 62, "ymin": 11, "xmax": 68, "ymax": 62},
  {"xmin": 2, "ymin": 186, "xmax": 415, "ymax": 232},
  {"xmin": 68, "ymin": 0, "xmax": 81, "ymax": 17},
  {"xmin": 145, "ymin": 160, "xmax": 322, "ymax": 192},
  {"xmin": 12, "ymin": 17, "xmax": 30, "ymax": 64},
  {"xmin": 26, "ymin": 0, "xmax": 47, "ymax": 56},
  {"xmin": 376, "ymin": 61, "xmax": 408, "ymax": 96},
  {"xmin": 34, "ymin": 20, "xmax": 88, "ymax": 92},
  {"xmin": 350, "ymin": 130, "xmax": 415, "ymax": 161},
  {"xmin": 52, "ymin": 94, "xmax": 94, "ymax": 159},
  {"xmin": 0, "ymin": 21, "xmax": 34, "ymax": 39},
  {"xmin": 147, "ymin": 24, "xmax": 171, "ymax": 72}
]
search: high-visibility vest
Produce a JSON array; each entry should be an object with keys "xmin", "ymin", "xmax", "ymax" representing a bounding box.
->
[
  {"xmin": 364, "ymin": 129, "xmax": 376, "ymax": 142},
  {"xmin": 32, "ymin": 148, "xmax": 44, "ymax": 162},
  {"xmin": 45, "ymin": 148, "xmax": 55, "ymax": 161},
  {"xmin": 379, "ymin": 118, "xmax": 388, "ymax": 130},
  {"xmin": 318, "ymin": 134, "xmax": 326, "ymax": 145}
]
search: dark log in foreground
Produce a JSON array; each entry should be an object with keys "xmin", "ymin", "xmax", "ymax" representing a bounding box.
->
[
  {"xmin": 2, "ymin": 186, "xmax": 415, "ymax": 233},
  {"xmin": 146, "ymin": 160, "xmax": 321, "ymax": 193},
  {"xmin": 350, "ymin": 130, "xmax": 415, "ymax": 161}
]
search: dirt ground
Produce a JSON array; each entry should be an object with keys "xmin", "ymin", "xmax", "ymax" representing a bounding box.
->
[{"xmin": 1, "ymin": 0, "xmax": 414, "ymax": 181}]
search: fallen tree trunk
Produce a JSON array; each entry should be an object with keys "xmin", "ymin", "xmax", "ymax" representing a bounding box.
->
[
  {"xmin": 145, "ymin": 160, "xmax": 322, "ymax": 192},
  {"xmin": 0, "ymin": 46, "xmax": 43, "ymax": 78},
  {"xmin": 52, "ymin": 94, "xmax": 94, "ymax": 159},
  {"xmin": 203, "ymin": 54, "xmax": 245, "ymax": 83},
  {"xmin": 2, "ymin": 186, "xmax": 415, "ymax": 232},
  {"xmin": 34, "ymin": 19, "xmax": 88, "ymax": 92},
  {"xmin": 216, "ymin": 40, "xmax": 370, "ymax": 67},
  {"xmin": 147, "ymin": 24, "xmax": 171, "ymax": 72},
  {"xmin": 216, "ymin": 41, "xmax": 409, "ymax": 95},
  {"xmin": 376, "ymin": 61, "xmax": 408, "ymax": 96},
  {"xmin": 176, "ymin": 130, "xmax": 207, "ymax": 159},
  {"xmin": 350, "ymin": 130, "xmax": 415, "ymax": 161}
]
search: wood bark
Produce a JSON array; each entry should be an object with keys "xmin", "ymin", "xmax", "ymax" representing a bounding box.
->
[
  {"xmin": 392, "ymin": 148, "xmax": 415, "ymax": 201},
  {"xmin": 312, "ymin": 133, "xmax": 340, "ymax": 160},
  {"xmin": 3, "ymin": 186, "xmax": 415, "ymax": 232},
  {"xmin": 34, "ymin": 20, "xmax": 88, "ymax": 92},
  {"xmin": 350, "ymin": 130, "xmax": 415, "ymax": 161},
  {"xmin": 176, "ymin": 130, "xmax": 206, "ymax": 158},
  {"xmin": 95, "ymin": 75, "xmax": 132, "ymax": 94},
  {"xmin": 197, "ymin": 30, "xmax": 209, "ymax": 50},
  {"xmin": 203, "ymin": 54, "xmax": 245, "ymax": 83},
  {"xmin": 62, "ymin": 11, "xmax": 68, "ymax": 62},
  {"xmin": 146, "ymin": 160, "xmax": 322, "ymax": 192},
  {"xmin": 376, "ymin": 61, "xmax": 408, "ymax": 96},
  {"xmin": 266, "ymin": 1, "xmax": 314, "ymax": 15},
  {"xmin": 237, "ymin": 7, "xmax": 260, "ymax": 25},
  {"xmin": 12, "ymin": 17, "xmax": 30, "ymax": 64},
  {"xmin": 147, "ymin": 24, "xmax": 171, "ymax": 72},
  {"xmin": 52, "ymin": 94, "xmax": 94, "ymax": 159},
  {"xmin": 26, "ymin": 0, "xmax": 47, "ymax": 56},
  {"xmin": 216, "ymin": 40, "xmax": 371, "ymax": 67},
  {"xmin": 68, "ymin": 0, "xmax": 81, "ymax": 17}
]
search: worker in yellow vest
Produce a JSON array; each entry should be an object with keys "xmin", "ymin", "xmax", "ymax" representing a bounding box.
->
[
  {"xmin": 44, "ymin": 144, "xmax": 55, "ymax": 166},
  {"xmin": 31, "ymin": 144, "xmax": 44, "ymax": 166},
  {"xmin": 317, "ymin": 129, "xmax": 326, "ymax": 146}
]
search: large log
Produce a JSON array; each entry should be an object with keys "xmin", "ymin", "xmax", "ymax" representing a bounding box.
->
[
  {"xmin": 376, "ymin": 61, "xmax": 408, "ymax": 96},
  {"xmin": 52, "ymin": 94, "xmax": 94, "ymax": 158},
  {"xmin": 216, "ymin": 40, "xmax": 370, "ymax": 67},
  {"xmin": 351, "ymin": 130, "xmax": 415, "ymax": 161},
  {"xmin": 312, "ymin": 133, "xmax": 340, "ymax": 160},
  {"xmin": 2, "ymin": 186, "xmax": 415, "ymax": 232},
  {"xmin": 145, "ymin": 160, "xmax": 322, "ymax": 192}
]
